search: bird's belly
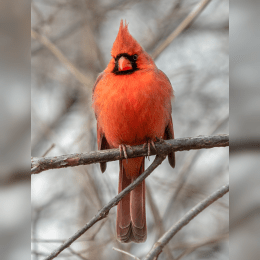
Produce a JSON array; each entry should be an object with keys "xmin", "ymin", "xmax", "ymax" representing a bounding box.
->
[{"xmin": 101, "ymin": 88, "xmax": 168, "ymax": 147}]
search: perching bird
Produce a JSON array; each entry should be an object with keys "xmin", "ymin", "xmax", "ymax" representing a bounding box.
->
[{"xmin": 92, "ymin": 20, "xmax": 175, "ymax": 243}]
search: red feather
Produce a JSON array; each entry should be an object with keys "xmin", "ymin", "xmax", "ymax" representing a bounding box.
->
[{"xmin": 92, "ymin": 20, "xmax": 175, "ymax": 243}]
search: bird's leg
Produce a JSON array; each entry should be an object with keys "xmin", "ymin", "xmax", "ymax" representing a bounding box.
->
[
  {"xmin": 119, "ymin": 144, "xmax": 128, "ymax": 159},
  {"xmin": 143, "ymin": 139, "xmax": 157, "ymax": 160},
  {"xmin": 150, "ymin": 140, "xmax": 157, "ymax": 151},
  {"xmin": 119, "ymin": 144, "xmax": 132, "ymax": 163}
]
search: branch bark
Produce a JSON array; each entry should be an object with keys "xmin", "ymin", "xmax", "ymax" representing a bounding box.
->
[
  {"xmin": 43, "ymin": 155, "xmax": 166, "ymax": 260},
  {"xmin": 31, "ymin": 134, "xmax": 229, "ymax": 174},
  {"xmin": 143, "ymin": 184, "xmax": 229, "ymax": 260}
]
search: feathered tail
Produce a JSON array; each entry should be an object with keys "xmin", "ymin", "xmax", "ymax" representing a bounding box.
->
[{"xmin": 116, "ymin": 157, "xmax": 147, "ymax": 243}]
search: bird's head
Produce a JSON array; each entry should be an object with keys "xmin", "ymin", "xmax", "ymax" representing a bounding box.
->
[{"xmin": 105, "ymin": 20, "xmax": 155, "ymax": 75}]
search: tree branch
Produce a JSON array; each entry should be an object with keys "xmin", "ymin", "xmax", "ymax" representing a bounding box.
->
[
  {"xmin": 31, "ymin": 134, "xmax": 229, "ymax": 174},
  {"xmin": 152, "ymin": 0, "xmax": 212, "ymax": 60},
  {"xmin": 143, "ymin": 184, "xmax": 229, "ymax": 260},
  {"xmin": 31, "ymin": 29, "xmax": 92, "ymax": 87},
  {"xmin": 43, "ymin": 155, "xmax": 166, "ymax": 260},
  {"xmin": 173, "ymin": 232, "xmax": 228, "ymax": 260},
  {"xmin": 113, "ymin": 247, "xmax": 141, "ymax": 260}
]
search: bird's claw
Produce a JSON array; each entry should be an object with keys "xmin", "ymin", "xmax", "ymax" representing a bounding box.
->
[
  {"xmin": 119, "ymin": 144, "xmax": 132, "ymax": 163},
  {"xmin": 143, "ymin": 139, "xmax": 157, "ymax": 160},
  {"xmin": 155, "ymin": 136, "xmax": 165, "ymax": 144}
]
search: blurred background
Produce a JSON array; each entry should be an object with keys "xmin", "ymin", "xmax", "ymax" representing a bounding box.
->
[
  {"xmin": 30, "ymin": 0, "xmax": 229, "ymax": 260},
  {"xmin": 229, "ymin": 0, "xmax": 260, "ymax": 260},
  {"xmin": 0, "ymin": 0, "xmax": 258, "ymax": 259},
  {"xmin": 0, "ymin": 0, "xmax": 31, "ymax": 259}
]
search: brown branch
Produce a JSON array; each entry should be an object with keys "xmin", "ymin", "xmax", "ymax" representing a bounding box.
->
[
  {"xmin": 230, "ymin": 138, "xmax": 260, "ymax": 153},
  {"xmin": 31, "ymin": 0, "xmax": 139, "ymax": 55},
  {"xmin": 43, "ymin": 155, "xmax": 166, "ymax": 260},
  {"xmin": 31, "ymin": 134, "xmax": 229, "ymax": 174},
  {"xmin": 0, "ymin": 169, "xmax": 30, "ymax": 186},
  {"xmin": 32, "ymin": 220, "xmax": 107, "ymax": 244},
  {"xmin": 230, "ymin": 205, "xmax": 260, "ymax": 230},
  {"xmin": 146, "ymin": 184, "xmax": 174, "ymax": 260},
  {"xmin": 152, "ymin": 0, "xmax": 212, "ymax": 60},
  {"xmin": 173, "ymin": 232, "xmax": 228, "ymax": 260},
  {"xmin": 163, "ymin": 114, "xmax": 229, "ymax": 220},
  {"xmin": 143, "ymin": 184, "xmax": 229, "ymax": 260},
  {"xmin": 32, "ymin": 20, "xmax": 85, "ymax": 55},
  {"xmin": 112, "ymin": 247, "xmax": 141, "ymax": 260},
  {"xmin": 42, "ymin": 143, "xmax": 55, "ymax": 157},
  {"xmin": 31, "ymin": 29, "xmax": 92, "ymax": 87},
  {"xmin": 67, "ymin": 247, "xmax": 88, "ymax": 260}
]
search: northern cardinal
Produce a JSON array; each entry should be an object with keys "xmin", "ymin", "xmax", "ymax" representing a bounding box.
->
[{"xmin": 92, "ymin": 20, "xmax": 175, "ymax": 243}]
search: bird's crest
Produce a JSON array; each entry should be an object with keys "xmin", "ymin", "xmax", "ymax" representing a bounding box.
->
[{"xmin": 111, "ymin": 20, "xmax": 143, "ymax": 57}]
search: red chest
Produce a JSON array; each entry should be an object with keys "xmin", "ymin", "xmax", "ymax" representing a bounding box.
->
[{"xmin": 93, "ymin": 69, "xmax": 173, "ymax": 147}]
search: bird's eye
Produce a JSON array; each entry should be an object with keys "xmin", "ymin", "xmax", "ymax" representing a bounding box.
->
[{"xmin": 133, "ymin": 54, "xmax": 138, "ymax": 60}]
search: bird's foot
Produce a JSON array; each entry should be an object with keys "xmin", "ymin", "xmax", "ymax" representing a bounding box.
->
[
  {"xmin": 143, "ymin": 139, "xmax": 157, "ymax": 160},
  {"xmin": 155, "ymin": 136, "xmax": 165, "ymax": 144},
  {"xmin": 119, "ymin": 144, "xmax": 132, "ymax": 163}
]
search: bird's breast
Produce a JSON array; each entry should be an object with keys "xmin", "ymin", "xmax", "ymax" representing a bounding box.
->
[{"xmin": 93, "ymin": 70, "xmax": 173, "ymax": 147}]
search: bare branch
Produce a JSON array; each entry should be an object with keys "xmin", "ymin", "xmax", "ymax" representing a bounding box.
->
[
  {"xmin": 173, "ymin": 232, "xmax": 228, "ymax": 260},
  {"xmin": 112, "ymin": 247, "xmax": 141, "ymax": 260},
  {"xmin": 152, "ymin": 0, "xmax": 212, "ymax": 60},
  {"xmin": 0, "ymin": 169, "xmax": 30, "ymax": 186},
  {"xmin": 67, "ymin": 247, "xmax": 88, "ymax": 260},
  {"xmin": 31, "ymin": 134, "xmax": 229, "ymax": 174},
  {"xmin": 43, "ymin": 155, "xmax": 166, "ymax": 260},
  {"xmin": 31, "ymin": 29, "xmax": 92, "ymax": 87},
  {"xmin": 143, "ymin": 184, "xmax": 229, "ymax": 260},
  {"xmin": 163, "ymin": 114, "xmax": 229, "ymax": 220},
  {"xmin": 146, "ymin": 184, "xmax": 174, "ymax": 260},
  {"xmin": 42, "ymin": 143, "xmax": 55, "ymax": 157},
  {"xmin": 230, "ymin": 138, "xmax": 260, "ymax": 153},
  {"xmin": 32, "ymin": 220, "xmax": 107, "ymax": 244},
  {"xmin": 32, "ymin": 20, "xmax": 85, "ymax": 55}
]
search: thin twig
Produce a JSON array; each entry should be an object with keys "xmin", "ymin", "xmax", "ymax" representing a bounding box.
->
[
  {"xmin": 152, "ymin": 0, "xmax": 212, "ymax": 60},
  {"xmin": 174, "ymin": 232, "xmax": 228, "ymax": 260},
  {"xmin": 67, "ymin": 247, "xmax": 88, "ymax": 260},
  {"xmin": 31, "ymin": 134, "xmax": 229, "ymax": 174},
  {"xmin": 42, "ymin": 143, "xmax": 55, "ymax": 157},
  {"xmin": 32, "ymin": 220, "xmax": 107, "ymax": 244},
  {"xmin": 31, "ymin": 29, "xmax": 92, "ymax": 87},
  {"xmin": 113, "ymin": 247, "xmax": 141, "ymax": 260},
  {"xmin": 31, "ymin": 251, "xmax": 71, "ymax": 257},
  {"xmin": 43, "ymin": 155, "xmax": 166, "ymax": 260},
  {"xmin": 32, "ymin": 20, "xmax": 85, "ymax": 55},
  {"xmin": 143, "ymin": 184, "xmax": 229, "ymax": 260},
  {"xmin": 76, "ymin": 238, "xmax": 113, "ymax": 255},
  {"xmin": 146, "ymin": 184, "xmax": 174, "ymax": 260},
  {"xmin": 163, "ymin": 114, "xmax": 229, "ymax": 220}
]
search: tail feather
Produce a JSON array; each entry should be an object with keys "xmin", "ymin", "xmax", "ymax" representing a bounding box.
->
[{"xmin": 117, "ymin": 158, "xmax": 147, "ymax": 243}]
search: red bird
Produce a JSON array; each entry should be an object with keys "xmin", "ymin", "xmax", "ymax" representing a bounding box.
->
[{"xmin": 92, "ymin": 21, "xmax": 175, "ymax": 243}]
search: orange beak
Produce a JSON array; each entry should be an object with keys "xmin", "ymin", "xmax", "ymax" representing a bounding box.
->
[{"xmin": 118, "ymin": 56, "xmax": 132, "ymax": 71}]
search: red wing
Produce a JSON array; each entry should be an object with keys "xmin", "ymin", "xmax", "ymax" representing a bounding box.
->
[
  {"xmin": 158, "ymin": 70, "xmax": 175, "ymax": 168},
  {"xmin": 93, "ymin": 72, "xmax": 109, "ymax": 172},
  {"xmin": 164, "ymin": 117, "xmax": 175, "ymax": 168},
  {"xmin": 92, "ymin": 72, "xmax": 105, "ymax": 119},
  {"xmin": 97, "ymin": 121, "xmax": 110, "ymax": 173}
]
